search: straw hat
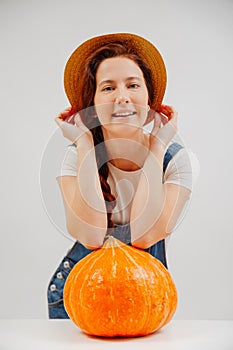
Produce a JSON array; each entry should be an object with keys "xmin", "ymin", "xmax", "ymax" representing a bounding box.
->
[{"xmin": 64, "ymin": 33, "xmax": 167, "ymax": 112}]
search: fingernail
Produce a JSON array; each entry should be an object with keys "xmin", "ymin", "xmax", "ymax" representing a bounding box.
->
[{"xmin": 67, "ymin": 115, "xmax": 74, "ymax": 122}]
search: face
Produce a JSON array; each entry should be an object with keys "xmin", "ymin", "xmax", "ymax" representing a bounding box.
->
[{"xmin": 94, "ymin": 56, "xmax": 149, "ymax": 136}]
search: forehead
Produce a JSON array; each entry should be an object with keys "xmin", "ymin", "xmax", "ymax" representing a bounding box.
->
[{"xmin": 96, "ymin": 56, "xmax": 144, "ymax": 80}]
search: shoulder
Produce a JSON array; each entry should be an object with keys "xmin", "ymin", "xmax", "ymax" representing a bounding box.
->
[
  {"xmin": 56, "ymin": 144, "xmax": 78, "ymax": 178},
  {"xmin": 164, "ymin": 143, "xmax": 200, "ymax": 191}
]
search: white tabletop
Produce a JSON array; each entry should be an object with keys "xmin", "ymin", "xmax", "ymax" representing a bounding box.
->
[{"xmin": 0, "ymin": 319, "xmax": 233, "ymax": 350}]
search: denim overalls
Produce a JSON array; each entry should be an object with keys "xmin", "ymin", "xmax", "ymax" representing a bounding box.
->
[{"xmin": 47, "ymin": 142, "xmax": 183, "ymax": 318}]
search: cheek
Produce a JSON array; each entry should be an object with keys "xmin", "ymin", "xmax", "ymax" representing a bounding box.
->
[
  {"xmin": 94, "ymin": 91, "xmax": 111, "ymax": 105},
  {"xmin": 139, "ymin": 107, "xmax": 149, "ymax": 121},
  {"xmin": 143, "ymin": 90, "xmax": 150, "ymax": 105},
  {"xmin": 93, "ymin": 92, "xmax": 98, "ymax": 106},
  {"xmin": 135, "ymin": 89, "xmax": 149, "ymax": 106},
  {"xmin": 95, "ymin": 103, "xmax": 113, "ymax": 120}
]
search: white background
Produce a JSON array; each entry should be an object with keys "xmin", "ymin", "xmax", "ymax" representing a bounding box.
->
[{"xmin": 0, "ymin": 0, "xmax": 232, "ymax": 320}]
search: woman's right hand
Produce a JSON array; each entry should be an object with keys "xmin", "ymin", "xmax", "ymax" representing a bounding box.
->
[{"xmin": 54, "ymin": 107, "xmax": 93, "ymax": 146}]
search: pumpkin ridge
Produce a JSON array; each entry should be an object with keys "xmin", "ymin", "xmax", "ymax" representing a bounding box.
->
[
  {"xmin": 148, "ymin": 261, "xmax": 169, "ymax": 331},
  {"xmin": 147, "ymin": 257, "xmax": 177, "ymax": 330},
  {"xmin": 71, "ymin": 242, "xmax": 127, "ymax": 335},
  {"xmin": 157, "ymin": 273, "xmax": 177, "ymax": 327},
  {"xmin": 117, "ymin": 242, "xmax": 153, "ymax": 333},
  {"xmin": 102, "ymin": 239, "xmax": 143, "ymax": 334},
  {"xmin": 114, "ymin": 240, "xmax": 173, "ymax": 335},
  {"xmin": 64, "ymin": 248, "xmax": 107, "ymax": 327},
  {"xmin": 75, "ymin": 248, "xmax": 108, "ymax": 332},
  {"xmin": 97, "ymin": 239, "xmax": 149, "ymax": 335},
  {"xmin": 120, "ymin": 242, "xmax": 177, "ymax": 333},
  {"xmin": 123, "ymin": 249, "xmax": 164, "ymax": 334},
  {"xmin": 89, "ymin": 244, "xmax": 133, "ymax": 335}
]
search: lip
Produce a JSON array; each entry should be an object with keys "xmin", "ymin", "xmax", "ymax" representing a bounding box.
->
[{"xmin": 111, "ymin": 110, "xmax": 137, "ymax": 118}]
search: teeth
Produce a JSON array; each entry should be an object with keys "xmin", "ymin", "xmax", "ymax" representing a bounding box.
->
[{"xmin": 112, "ymin": 111, "xmax": 136, "ymax": 117}]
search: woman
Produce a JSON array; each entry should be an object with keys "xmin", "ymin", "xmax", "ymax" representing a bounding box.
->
[{"xmin": 47, "ymin": 33, "xmax": 199, "ymax": 318}]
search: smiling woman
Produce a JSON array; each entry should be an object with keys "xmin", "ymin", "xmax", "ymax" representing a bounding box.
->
[
  {"xmin": 47, "ymin": 33, "xmax": 199, "ymax": 320},
  {"xmin": 94, "ymin": 57, "xmax": 150, "ymax": 138}
]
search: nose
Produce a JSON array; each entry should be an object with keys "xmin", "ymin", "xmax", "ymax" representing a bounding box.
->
[{"xmin": 115, "ymin": 92, "xmax": 130, "ymax": 104}]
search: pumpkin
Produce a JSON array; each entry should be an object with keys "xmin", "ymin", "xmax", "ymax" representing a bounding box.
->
[{"xmin": 64, "ymin": 237, "xmax": 178, "ymax": 337}]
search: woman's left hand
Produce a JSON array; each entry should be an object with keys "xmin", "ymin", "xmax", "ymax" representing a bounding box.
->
[{"xmin": 150, "ymin": 104, "xmax": 178, "ymax": 149}]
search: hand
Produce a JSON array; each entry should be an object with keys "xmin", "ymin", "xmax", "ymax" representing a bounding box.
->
[
  {"xmin": 54, "ymin": 107, "xmax": 93, "ymax": 145},
  {"xmin": 150, "ymin": 104, "xmax": 178, "ymax": 149}
]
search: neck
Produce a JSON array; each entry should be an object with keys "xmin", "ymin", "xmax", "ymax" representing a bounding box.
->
[{"xmin": 102, "ymin": 128, "xmax": 150, "ymax": 171}]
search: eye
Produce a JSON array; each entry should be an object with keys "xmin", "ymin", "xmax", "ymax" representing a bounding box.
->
[
  {"xmin": 128, "ymin": 83, "xmax": 140, "ymax": 89},
  {"xmin": 102, "ymin": 86, "xmax": 114, "ymax": 92}
]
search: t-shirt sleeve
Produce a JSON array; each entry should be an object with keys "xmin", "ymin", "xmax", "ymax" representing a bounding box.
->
[
  {"xmin": 163, "ymin": 147, "xmax": 200, "ymax": 192},
  {"xmin": 163, "ymin": 147, "xmax": 200, "ymax": 235},
  {"xmin": 56, "ymin": 145, "xmax": 78, "ymax": 178}
]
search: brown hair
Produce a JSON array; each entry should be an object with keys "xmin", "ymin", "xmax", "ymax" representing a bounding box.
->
[{"xmin": 78, "ymin": 42, "xmax": 154, "ymax": 230}]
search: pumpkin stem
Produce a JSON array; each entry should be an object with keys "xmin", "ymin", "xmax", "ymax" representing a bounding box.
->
[{"xmin": 103, "ymin": 236, "xmax": 124, "ymax": 249}]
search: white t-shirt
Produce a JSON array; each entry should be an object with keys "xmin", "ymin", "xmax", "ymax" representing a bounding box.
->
[{"xmin": 57, "ymin": 142, "xmax": 199, "ymax": 228}]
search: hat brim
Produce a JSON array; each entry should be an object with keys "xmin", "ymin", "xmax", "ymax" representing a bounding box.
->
[{"xmin": 64, "ymin": 33, "xmax": 167, "ymax": 113}]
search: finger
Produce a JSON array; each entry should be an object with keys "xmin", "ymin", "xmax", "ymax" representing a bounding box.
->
[
  {"xmin": 156, "ymin": 118, "xmax": 178, "ymax": 146},
  {"xmin": 160, "ymin": 113, "xmax": 169, "ymax": 125},
  {"xmin": 151, "ymin": 112, "xmax": 161, "ymax": 136},
  {"xmin": 54, "ymin": 116, "xmax": 64, "ymax": 127},
  {"xmin": 58, "ymin": 107, "xmax": 75, "ymax": 120},
  {"xmin": 160, "ymin": 104, "xmax": 175, "ymax": 113},
  {"xmin": 160, "ymin": 105, "xmax": 176, "ymax": 119},
  {"xmin": 66, "ymin": 114, "xmax": 75, "ymax": 124},
  {"xmin": 143, "ymin": 110, "xmax": 155, "ymax": 126},
  {"xmin": 74, "ymin": 113, "xmax": 82, "ymax": 127},
  {"xmin": 170, "ymin": 111, "xmax": 178, "ymax": 129}
]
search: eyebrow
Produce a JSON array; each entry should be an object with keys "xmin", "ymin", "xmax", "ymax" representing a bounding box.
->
[{"xmin": 98, "ymin": 76, "xmax": 144, "ymax": 87}]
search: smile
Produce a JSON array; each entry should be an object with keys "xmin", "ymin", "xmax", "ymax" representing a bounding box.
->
[{"xmin": 112, "ymin": 111, "xmax": 137, "ymax": 118}]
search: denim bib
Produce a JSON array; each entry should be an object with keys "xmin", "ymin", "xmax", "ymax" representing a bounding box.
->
[{"xmin": 47, "ymin": 142, "xmax": 183, "ymax": 318}]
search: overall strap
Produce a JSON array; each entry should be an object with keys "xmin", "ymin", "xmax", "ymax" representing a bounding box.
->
[{"xmin": 163, "ymin": 142, "xmax": 184, "ymax": 173}]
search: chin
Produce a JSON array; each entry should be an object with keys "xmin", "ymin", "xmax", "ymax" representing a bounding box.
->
[{"xmin": 109, "ymin": 122, "xmax": 143, "ymax": 135}]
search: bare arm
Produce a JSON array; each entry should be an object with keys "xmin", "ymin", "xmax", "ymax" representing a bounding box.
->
[
  {"xmin": 130, "ymin": 143, "xmax": 190, "ymax": 248},
  {"xmin": 130, "ymin": 105, "xmax": 191, "ymax": 248},
  {"xmin": 55, "ymin": 110, "xmax": 107, "ymax": 249}
]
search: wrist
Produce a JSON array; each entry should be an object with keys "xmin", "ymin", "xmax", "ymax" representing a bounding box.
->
[
  {"xmin": 149, "ymin": 139, "xmax": 166, "ymax": 162},
  {"xmin": 75, "ymin": 133, "xmax": 94, "ymax": 150}
]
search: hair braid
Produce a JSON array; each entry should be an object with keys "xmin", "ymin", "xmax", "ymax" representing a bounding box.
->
[{"xmin": 91, "ymin": 124, "xmax": 116, "ymax": 230}]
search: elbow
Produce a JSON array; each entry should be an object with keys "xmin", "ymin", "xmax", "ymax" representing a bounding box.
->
[
  {"xmin": 131, "ymin": 236, "xmax": 162, "ymax": 250},
  {"xmin": 66, "ymin": 221, "xmax": 106, "ymax": 250},
  {"xmin": 131, "ymin": 240, "xmax": 151, "ymax": 250},
  {"xmin": 131, "ymin": 224, "xmax": 167, "ymax": 249}
]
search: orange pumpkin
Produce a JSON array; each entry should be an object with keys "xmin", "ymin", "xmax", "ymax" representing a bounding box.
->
[{"xmin": 64, "ymin": 237, "xmax": 178, "ymax": 337}]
